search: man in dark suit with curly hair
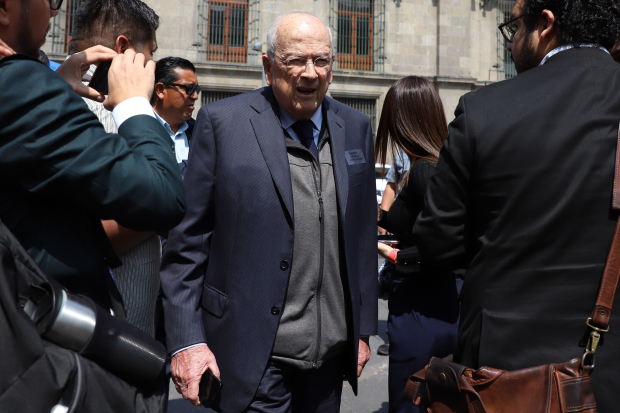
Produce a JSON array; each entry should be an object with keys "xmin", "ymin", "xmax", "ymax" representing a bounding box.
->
[{"xmin": 415, "ymin": 0, "xmax": 620, "ymax": 410}]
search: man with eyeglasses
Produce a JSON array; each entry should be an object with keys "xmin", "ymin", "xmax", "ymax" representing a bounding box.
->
[
  {"xmin": 0, "ymin": 0, "xmax": 185, "ymax": 313},
  {"xmin": 0, "ymin": 0, "xmax": 185, "ymax": 410},
  {"xmin": 413, "ymin": 0, "xmax": 620, "ymax": 411},
  {"xmin": 160, "ymin": 10, "xmax": 377, "ymax": 413},
  {"xmin": 151, "ymin": 57, "xmax": 199, "ymax": 178}
]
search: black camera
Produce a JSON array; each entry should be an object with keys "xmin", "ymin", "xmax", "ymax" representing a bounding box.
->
[{"xmin": 23, "ymin": 279, "xmax": 166, "ymax": 387}]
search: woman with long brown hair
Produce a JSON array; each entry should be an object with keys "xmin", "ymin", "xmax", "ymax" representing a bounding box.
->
[{"xmin": 376, "ymin": 76, "xmax": 463, "ymax": 413}]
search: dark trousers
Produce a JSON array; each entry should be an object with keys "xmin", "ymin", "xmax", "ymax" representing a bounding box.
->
[
  {"xmin": 242, "ymin": 356, "xmax": 344, "ymax": 413},
  {"xmin": 387, "ymin": 277, "xmax": 462, "ymax": 413}
]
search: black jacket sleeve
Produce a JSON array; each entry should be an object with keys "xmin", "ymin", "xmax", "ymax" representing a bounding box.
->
[
  {"xmin": 160, "ymin": 106, "xmax": 216, "ymax": 353},
  {"xmin": 358, "ymin": 120, "xmax": 379, "ymax": 337},
  {"xmin": 413, "ymin": 96, "xmax": 474, "ymax": 270},
  {"xmin": 0, "ymin": 56, "xmax": 186, "ymax": 232}
]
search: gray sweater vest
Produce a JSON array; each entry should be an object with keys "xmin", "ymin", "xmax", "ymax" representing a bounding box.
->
[{"xmin": 270, "ymin": 126, "xmax": 348, "ymax": 369}]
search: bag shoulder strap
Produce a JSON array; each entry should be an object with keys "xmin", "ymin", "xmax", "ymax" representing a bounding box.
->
[
  {"xmin": 589, "ymin": 127, "xmax": 620, "ymax": 331},
  {"xmin": 405, "ymin": 366, "xmax": 427, "ymax": 406}
]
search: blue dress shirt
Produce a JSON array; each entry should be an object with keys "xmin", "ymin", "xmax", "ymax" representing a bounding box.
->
[
  {"xmin": 154, "ymin": 111, "xmax": 190, "ymax": 164},
  {"xmin": 278, "ymin": 104, "xmax": 323, "ymax": 146}
]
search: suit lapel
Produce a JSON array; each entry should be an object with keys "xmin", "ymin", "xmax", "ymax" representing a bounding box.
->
[
  {"xmin": 249, "ymin": 90, "xmax": 294, "ymax": 222},
  {"xmin": 326, "ymin": 102, "xmax": 349, "ymax": 219}
]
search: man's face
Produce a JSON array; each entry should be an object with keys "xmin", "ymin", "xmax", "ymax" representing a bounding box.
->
[
  {"xmin": 506, "ymin": 0, "xmax": 540, "ymax": 74},
  {"xmin": 263, "ymin": 14, "xmax": 333, "ymax": 120},
  {"xmin": 13, "ymin": 0, "xmax": 58, "ymax": 57},
  {"xmin": 159, "ymin": 68, "xmax": 199, "ymax": 124}
]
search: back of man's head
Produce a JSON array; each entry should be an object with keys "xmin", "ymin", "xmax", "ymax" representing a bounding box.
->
[
  {"xmin": 522, "ymin": 0, "xmax": 620, "ymax": 50},
  {"xmin": 68, "ymin": 0, "xmax": 159, "ymax": 55}
]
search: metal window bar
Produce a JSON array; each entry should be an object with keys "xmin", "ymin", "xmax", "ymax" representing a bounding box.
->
[
  {"xmin": 48, "ymin": 0, "xmax": 83, "ymax": 55},
  {"xmin": 497, "ymin": 0, "xmax": 517, "ymax": 80},
  {"xmin": 329, "ymin": 0, "xmax": 385, "ymax": 73},
  {"xmin": 197, "ymin": 0, "xmax": 261, "ymax": 65},
  {"xmin": 201, "ymin": 90, "xmax": 244, "ymax": 106},
  {"xmin": 332, "ymin": 96, "xmax": 377, "ymax": 135}
]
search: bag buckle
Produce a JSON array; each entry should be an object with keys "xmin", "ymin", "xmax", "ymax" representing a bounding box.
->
[
  {"xmin": 586, "ymin": 318, "xmax": 610, "ymax": 334},
  {"xmin": 586, "ymin": 330, "xmax": 601, "ymax": 353},
  {"xmin": 581, "ymin": 349, "xmax": 595, "ymax": 373},
  {"xmin": 585, "ymin": 318, "xmax": 609, "ymax": 354},
  {"xmin": 581, "ymin": 318, "xmax": 610, "ymax": 373}
]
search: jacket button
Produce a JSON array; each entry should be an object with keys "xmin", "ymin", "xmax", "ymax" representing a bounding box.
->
[
  {"xmin": 271, "ymin": 306, "xmax": 280, "ymax": 315},
  {"xmin": 280, "ymin": 260, "xmax": 289, "ymax": 270}
]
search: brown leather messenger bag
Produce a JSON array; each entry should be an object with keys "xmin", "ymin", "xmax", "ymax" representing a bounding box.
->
[{"xmin": 404, "ymin": 135, "xmax": 620, "ymax": 413}]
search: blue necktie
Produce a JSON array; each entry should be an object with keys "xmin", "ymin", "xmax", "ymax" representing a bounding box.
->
[{"xmin": 292, "ymin": 120, "xmax": 319, "ymax": 159}]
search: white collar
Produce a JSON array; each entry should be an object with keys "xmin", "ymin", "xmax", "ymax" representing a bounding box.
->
[{"xmin": 539, "ymin": 44, "xmax": 609, "ymax": 66}]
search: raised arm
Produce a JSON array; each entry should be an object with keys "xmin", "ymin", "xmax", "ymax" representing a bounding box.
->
[{"xmin": 0, "ymin": 53, "xmax": 186, "ymax": 233}]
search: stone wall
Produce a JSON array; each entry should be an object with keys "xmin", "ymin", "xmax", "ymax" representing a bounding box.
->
[{"xmin": 43, "ymin": 0, "xmax": 511, "ymax": 124}]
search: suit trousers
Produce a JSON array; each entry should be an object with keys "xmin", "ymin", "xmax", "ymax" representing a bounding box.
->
[
  {"xmin": 242, "ymin": 355, "xmax": 344, "ymax": 413},
  {"xmin": 387, "ymin": 277, "xmax": 462, "ymax": 413}
]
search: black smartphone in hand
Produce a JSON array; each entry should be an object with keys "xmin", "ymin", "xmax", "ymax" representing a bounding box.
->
[
  {"xmin": 88, "ymin": 60, "xmax": 111, "ymax": 95},
  {"xmin": 378, "ymin": 234, "xmax": 399, "ymax": 245},
  {"xmin": 198, "ymin": 368, "xmax": 222, "ymax": 408}
]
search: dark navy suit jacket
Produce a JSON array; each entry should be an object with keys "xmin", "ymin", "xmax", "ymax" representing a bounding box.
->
[
  {"xmin": 177, "ymin": 118, "xmax": 195, "ymax": 178},
  {"xmin": 160, "ymin": 87, "xmax": 378, "ymax": 413}
]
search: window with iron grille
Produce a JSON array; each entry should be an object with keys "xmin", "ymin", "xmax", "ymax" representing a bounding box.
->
[
  {"xmin": 201, "ymin": 90, "xmax": 244, "ymax": 107},
  {"xmin": 332, "ymin": 96, "xmax": 377, "ymax": 135},
  {"xmin": 48, "ymin": 0, "xmax": 83, "ymax": 55},
  {"xmin": 497, "ymin": 0, "xmax": 517, "ymax": 80},
  {"xmin": 197, "ymin": 0, "xmax": 261, "ymax": 65},
  {"xmin": 329, "ymin": 0, "xmax": 385, "ymax": 72}
]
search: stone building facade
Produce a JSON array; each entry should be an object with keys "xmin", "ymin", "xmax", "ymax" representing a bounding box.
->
[{"xmin": 43, "ymin": 0, "xmax": 516, "ymax": 130}]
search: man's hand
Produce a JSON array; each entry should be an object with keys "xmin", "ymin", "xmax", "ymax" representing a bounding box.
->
[
  {"xmin": 54, "ymin": 45, "xmax": 117, "ymax": 102},
  {"xmin": 171, "ymin": 345, "xmax": 221, "ymax": 407},
  {"xmin": 357, "ymin": 337, "xmax": 371, "ymax": 377},
  {"xmin": 104, "ymin": 49, "xmax": 155, "ymax": 111},
  {"xmin": 0, "ymin": 38, "xmax": 15, "ymax": 58}
]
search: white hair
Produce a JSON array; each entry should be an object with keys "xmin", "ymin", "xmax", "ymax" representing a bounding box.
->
[{"xmin": 266, "ymin": 10, "xmax": 334, "ymax": 62}]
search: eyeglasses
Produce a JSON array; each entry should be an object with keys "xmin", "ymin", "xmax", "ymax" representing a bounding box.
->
[
  {"xmin": 280, "ymin": 56, "xmax": 332, "ymax": 74},
  {"xmin": 498, "ymin": 13, "xmax": 529, "ymax": 43},
  {"xmin": 49, "ymin": 0, "xmax": 64, "ymax": 11},
  {"xmin": 163, "ymin": 82, "xmax": 201, "ymax": 97}
]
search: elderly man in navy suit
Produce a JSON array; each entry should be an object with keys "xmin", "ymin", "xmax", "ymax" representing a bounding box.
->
[{"xmin": 160, "ymin": 11, "xmax": 378, "ymax": 413}]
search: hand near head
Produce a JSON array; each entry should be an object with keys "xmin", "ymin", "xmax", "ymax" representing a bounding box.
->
[
  {"xmin": 171, "ymin": 344, "xmax": 221, "ymax": 407},
  {"xmin": 0, "ymin": 38, "xmax": 15, "ymax": 58},
  {"xmin": 54, "ymin": 46, "xmax": 117, "ymax": 102},
  {"xmin": 103, "ymin": 49, "xmax": 155, "ymax": 110}
]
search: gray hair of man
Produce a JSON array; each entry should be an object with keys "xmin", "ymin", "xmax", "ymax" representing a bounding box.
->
[{"xmin": 266, "ymin": 10, "xmax": 335, "ymax": 63}]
